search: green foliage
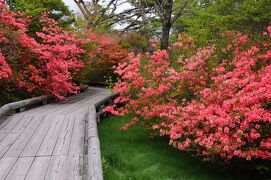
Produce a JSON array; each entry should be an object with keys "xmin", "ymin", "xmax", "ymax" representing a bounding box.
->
[
  {"xmin": 6, "ymin": 0, "xmax": 72, "ymax": 19},
  {"xmin": 102, "ymin": 156, "xmax": 110, "ymax": 174},
  {"xmin": 0, "ymin": 89, "xmax": 29, "ymax": 106},
  {"xmin": 5, "ymin": 0, "xmax": 74, "ymax": 34},
  {"xmin": 173, "ymin": 0, "xmax": 271, "ymax": 45},
  {"xmin": 73, "ymin": 13, "xmax": 88, "ymax": 32},
  {"xmin": 120, "ymin": 32, "xmax": 147, "ymax": 53},
  {"xmin": 99, "ymin": 115, "xmax": 266, "ymax": 180}
]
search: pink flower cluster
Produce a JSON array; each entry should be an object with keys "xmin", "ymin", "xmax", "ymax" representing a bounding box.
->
[
  {"xmin": 0, "ymin": 3, "xmax": 85, "ymax": 99},
  {"xmin": 0, "ymin": 53, "xmax": 11, "ymax": 79},
  {"xmin": 106, "ymin": 29, "xmax": 271, "ymax": 161},
  {"xmin": 86, "ymin": 30, "xmax": 129, "ymax": 69}
]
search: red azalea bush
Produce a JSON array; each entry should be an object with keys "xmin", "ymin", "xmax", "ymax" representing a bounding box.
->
[
  {"xmin": 79, "ymin": 30, "xmax": 129, "ymax": 83},
  {"xmin": 0, "ymin": 2, "xmax": 85, "ymax": 99},
  {"xmin": 0, "ymin": 52, "xmax": 11, "ymax": 80},
  {"xmin": 106, "ymin": 28, "xmax": 271, "ymax": 161},
  {"xmin": 87, "ymin": 30, "xmax": 128, "ymax": 67}
]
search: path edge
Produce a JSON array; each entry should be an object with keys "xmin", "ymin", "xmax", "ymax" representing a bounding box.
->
[
  {"xmin": 0, "ymin": 85, "xmax": 88, "ymax": 119},
  {"xmin": 86, "ymin": 105, "xmax": 103, "ymax": 180}
]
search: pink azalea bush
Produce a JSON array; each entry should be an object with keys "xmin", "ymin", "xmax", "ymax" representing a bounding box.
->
[
  {"xmin": 106, "ymin": 28, "xmax": 271, "ymax": 161},
  {"xmin": 79, "ymin": 30, "xmax": 129, "ymax": 83},
  {"xmin": 0, "ymin": 53, "xmax": 11, "ymax": 80},
  {"xmin": 0, "ymin": 2, "xmax": 85, "ymax": 99}
]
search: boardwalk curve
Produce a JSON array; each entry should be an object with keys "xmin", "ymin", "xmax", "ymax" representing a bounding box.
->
[{"xmin": 0, "ymin": 87, "xmax": 113, "ymax": 180}]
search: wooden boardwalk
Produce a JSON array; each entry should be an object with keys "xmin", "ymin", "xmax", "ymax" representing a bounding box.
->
[{"xmin": 0, "ymin": 87, "xmax": 113, "ymax": 180}]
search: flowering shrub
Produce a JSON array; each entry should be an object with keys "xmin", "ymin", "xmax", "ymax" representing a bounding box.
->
[
  {"xmin": 23, "ymin": 14, "xmax": 85, "ymax": 99},
  {"xmin": 87, "ymin": 30, "xmax": 128, "ymax": 66},
  {"xmin": 79, "ymin": 30, "xmax": 129, "ymax": 83},
  {"xmin": 0, "ymin": 53, "xmax": 11, "ymax": 80},
  {"xmin": 106, "ymin": 28, "xmax": 271, "ymax": 161},
  {"xmin": 0, "ymin": 2, "xmax": 85, "ymax": 99}
]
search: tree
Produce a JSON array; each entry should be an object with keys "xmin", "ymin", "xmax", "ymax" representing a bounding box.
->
[
  {"xmin": 147, "ymin": 0, "xmax": 190, "ymax": 49},
  {"xmin": 74, "ymin": 0, "xmax": 191, "ymax": 50},
  {"xmin": 175, "ymin": 0, "xmax": 271, "ymax": 45},
  {"xmin": 73, "ymin": 0, "xmax": 142, "ymax": 30},
  {"xmin": 5, "ymin": 0, "xmax": 71, "ymax": 19},
  {"xmin": 5, "ymin": 0, "xmax": 74, "ymax": 32}
]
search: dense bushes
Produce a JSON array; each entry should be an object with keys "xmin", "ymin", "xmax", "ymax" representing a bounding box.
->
[
  {"xmin": 79, "ymin": 30, "xmax": 129, "ymax": 84},
  {"xmin": 0, "ymin": 2, "xmax": 85, "ymax": 99},
  {"xmin": 0, "ymin": 1, "xmax": 131, "ymax": 101},
  {"xmin": 106, "ymin": 28, "xmax": 271, "ymax": 161}
]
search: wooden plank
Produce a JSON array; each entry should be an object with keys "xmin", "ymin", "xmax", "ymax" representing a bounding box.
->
[
  {"xmin": 5, "ymin": 157, "xmax": 34, "ymax": 180},
  {"xmin": 87, "ymin": 137, "xmax": 103, "ymax": 180},
  {"xmin": 0, "ymin": 87, "xmax": 114, "ymax": 180},
  {"xmin": 0, "ymin": 116, "xmax": 12, "ymax": 131},
  {"xmin": 24, "ymin": 156, "xmax": 51, "ymax": 180},
  {"xmin": 60, "ymin": 154, "xmax": 83, "ymax": 180},
  {"xmin": 0, "ymin": 115, "xmax": 34, "ymax": 158},
  {"xmin": 50, "ymin": 99, "xmax": 90, "ymax": 116},
  {"xmin": 20, "ymin": 115, "xmax": 54, "ymax": 157},
  {"xmin": 53, "ymin": 115, "xmax": 75, "ymax": 156},
  {"xmin": 0, "ymin": 115, "xmax": 23, "ymax": 142},
  {"xmin": 37, "ymin": 115, "xmax": 65, "ymax": 156},
  {"xmin": 0, "ymin": 86, "xmax": 89, "ymax": 119},
  {"xmin": 44, "ymin": 155, "xmax": 67, "ymax": 180},
  {"xmin": 68, "ymin": 114, "xmax": 85, "ymax": 155},
  {"xmin": 20, "ymin": 104, "xmax": 58, "ymax": 116},
  {"xmin": 93, "ymin": 94, "xmax": 114, "ymax": 109},
  {"xmin": 0, "ymin": 95, "xmax": 53, "ymax": 119},
  {"xmin": 3, "ymin": 115, "xmax": 45, "ymax": 158},
  {"xmin": 87, "ymin": 106, "xmax": 103, "ymax": 180},
  {"xmin": 0, "ymin": 157, "xmax": 17, "ymax": 179}
]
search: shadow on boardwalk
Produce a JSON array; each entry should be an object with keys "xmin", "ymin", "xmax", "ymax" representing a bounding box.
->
[{"xmin": 0, "ymin": 87, "xmax": 112, "ymax": 180}]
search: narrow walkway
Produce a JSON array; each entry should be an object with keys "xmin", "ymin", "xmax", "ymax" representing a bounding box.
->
[{"xmin": 0, "ymin": 87, "xmax": 112, "ymax": 180}]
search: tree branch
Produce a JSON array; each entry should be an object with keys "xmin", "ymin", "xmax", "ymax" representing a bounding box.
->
[
  {"xmin": 171, "ymin": 0, "xmax": 190, "ymax": 24},
  {"xmin": 73, "ymin": 0, "xmax": 90, "ymax": 19}
]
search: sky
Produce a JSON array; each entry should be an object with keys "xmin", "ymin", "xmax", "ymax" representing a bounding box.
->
[
  {"xmin": 62, "ymin": 0, "xmax": 131, "ymax": 13},
  {"xmin": 62, "ymin": 0, "xmax": 79, "ymax": 12},
  {"xmin": 61, "ymin": 0, "xmax": 132, "ymax": 29}
]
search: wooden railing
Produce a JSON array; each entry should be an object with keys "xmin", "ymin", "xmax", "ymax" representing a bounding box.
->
[{"xmin": 0, "ymin": 85, "xmax": 89, "ymax": 119}]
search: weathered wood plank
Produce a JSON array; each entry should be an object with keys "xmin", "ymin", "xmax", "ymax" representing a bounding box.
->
[
  {"xmin": 68, "ymin": 114, "xmax": 85, "ymax": 155},
  {"xmin": 0, "ymin": 116, "xmax": 13, "ymax": 131},
  {"xmin": 53, "ymin": 115, "xmax": 75, "ymax": 156},
  {"xmin": 0, "ymin": 115, "xmax": 34, "ymax": 158},
  {"xmin": 4, "ymin": 115, "xmax": 45, "ymax": 158},
  {"xmin": 5, "ymin": 157, "xmax": 34, "ymax": 180},
  {"xmin": 0, "ymin": 95, "xmax": 53, "ymax": 119},
  {"xmin": 0, "ymin": 87, "xmax": 114, "ymax": 180},
  {"xmin": 20, "ymin": 104, "xmax": 58, "ymax": 116},
  {"xmin": 93, "ymin": 93, "xmax": 115, "ymax": 109},
  {"xmin": 25, "ymin": 156, "xmax": 51, "ymax": 180},
  {"xmin": 44, "ymin": 155, "xmax": 67, "ymax": 180},
  {"xmin": 20, "ymin": 115, "xmax": 54, "ymax": 157},
  {"xmin": 37, "ymin": 115, "xmax": 65, "ymax": 156},
  {"xmin": 0, "ymin": 86, "xmax": 88, "ymax": 119},
  {"xmin": 0, "ymin": 115, "xmax": 23, "ymax": 142},
  {"xmin": 0, "ymin": 157, "xmax": 17, "ymax": 179},
  {"xmin": 62, "ymin": 154, "xmax": 83, "ymax": 180},
  {"xmin": 87, "ymin": 105, "xmax": 103, "ymax": 180}
]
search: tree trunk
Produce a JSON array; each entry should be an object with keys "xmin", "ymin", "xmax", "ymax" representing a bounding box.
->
[
  {"xmin": 160, "ymin": 0, "xmax": 173, "ymax": 50},
  {"xmin": 161, "ymin": 22, "xmax": 171, "ymax": 50},
  {"xmin": 138, "ymin": 0, "xmax": 152, "ymax": 52}
]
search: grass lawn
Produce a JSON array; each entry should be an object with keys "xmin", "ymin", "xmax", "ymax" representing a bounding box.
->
[{"xmin": 98, "ymin": 115, "xmax": 264, "ymax": 180}]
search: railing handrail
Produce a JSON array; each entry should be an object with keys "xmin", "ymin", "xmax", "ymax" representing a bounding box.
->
[{"xmin": 0, "ymin": 85, "xmax": 89, "ymax": 119}]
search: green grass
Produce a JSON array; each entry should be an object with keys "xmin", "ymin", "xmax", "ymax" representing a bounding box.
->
[{"xmin": 98, "ymin": 115, "xmax": 263, "ymax": 180}]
